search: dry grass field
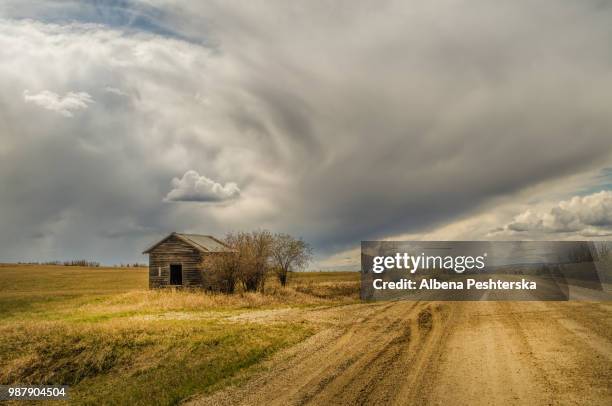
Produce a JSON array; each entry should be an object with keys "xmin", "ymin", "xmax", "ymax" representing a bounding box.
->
[
  {"xmin": 0, "ymin": 264, "xmax": 358, "ymax": 405},
  {"xmin": 2, "ymin": 264, "xmax": 611, "ymax": 406}
]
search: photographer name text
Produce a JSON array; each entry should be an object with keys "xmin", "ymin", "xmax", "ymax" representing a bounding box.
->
[{"xmin": 373, "ymin": 278, "xmax": 536, "ymax": 290}]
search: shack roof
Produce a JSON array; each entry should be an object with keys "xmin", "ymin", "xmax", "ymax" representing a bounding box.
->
[{"xmin": 143, "ymin": 232, "xmax": 231, "ymax": 254}]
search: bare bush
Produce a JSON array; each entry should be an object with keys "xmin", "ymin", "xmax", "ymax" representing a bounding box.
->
[
  {"xmin": 207, "ymin": 230, "xmax": 312, "ymax": 293},
  {"xmin": 271, "ymin": 233, "xmax": 313, "ymax": 287},
  {"xmin": 223, "ymin": 231, "xmax": 274, "ymax": 293},
  {"xmin": 202, "ymin": 253, "xmax": 239, "ymax": 293}
]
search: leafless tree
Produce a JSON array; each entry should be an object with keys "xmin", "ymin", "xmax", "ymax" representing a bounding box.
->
[
  {"xmin": 271, "ymin": 233, "xmax": 313, "ymax": 287},
  {"xmin": 208, "ymin": 231, "xmax": 312, "ymax": 293},
  {"xmin": 249, "ymin": 230, "xmax": 274, "ymax": 292},
  {"xmin": 227, "ymin": 230, "xmax": 274, "ymax": 292}
]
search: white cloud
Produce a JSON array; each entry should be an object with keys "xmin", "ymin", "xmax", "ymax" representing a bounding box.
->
[
  {"xmin": 164, "ymin": 170, "xmax": 240, "ymax": 202},
  {"xmin": 503, "ymin": 191, "xmax": 612, "ymax": 235},
  {"xmin": 23, "ymin": 89, "xmax": 93, "ymax": 117},
  {"xmin": 103, "ymin": 86, "xmax": 126, "ymax": 96}
]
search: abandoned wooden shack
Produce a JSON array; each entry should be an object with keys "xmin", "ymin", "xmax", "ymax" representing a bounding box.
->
[{"xmin": 143, "ymin": 232, "xmax": 231, "ymax": 289}]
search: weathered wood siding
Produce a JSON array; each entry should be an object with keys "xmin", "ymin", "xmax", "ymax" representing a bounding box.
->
[{"xmin": 148, "ymin": 235, "xmax": 203, "ymax": 288}]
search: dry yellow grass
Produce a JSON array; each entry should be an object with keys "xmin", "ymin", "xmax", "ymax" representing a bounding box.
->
[{"xmin": 0, "ymin": 264, "xmax": 358, "ymax": 405}]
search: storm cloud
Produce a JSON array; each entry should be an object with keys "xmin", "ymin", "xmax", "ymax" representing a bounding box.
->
[{"xmin": 1, "ymin": 1, "xmax": 612, "ymax": 264}]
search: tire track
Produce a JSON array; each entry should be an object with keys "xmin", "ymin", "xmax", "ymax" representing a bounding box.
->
[
  {"xmin": 187, "ymin": 301, "xmax": 612, "ymax": 406},
  {"xmin": 290, "ymin": 301, "xmax": 423, "ymax": 406}
]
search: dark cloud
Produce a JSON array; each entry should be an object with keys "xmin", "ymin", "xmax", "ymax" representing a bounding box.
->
[{"xmin": 1, "ymin": 1, "xmax": 612, "ymax": 263}]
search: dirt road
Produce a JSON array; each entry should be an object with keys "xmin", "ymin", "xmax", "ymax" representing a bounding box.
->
[{"xmin": 187, "ymin": 301, "xmax": 612, "ymax": 405}]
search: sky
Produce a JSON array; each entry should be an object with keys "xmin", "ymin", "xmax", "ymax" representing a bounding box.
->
[{"xmin": 1, "ymin": 0, "xmax": 611, "ymax": 268}]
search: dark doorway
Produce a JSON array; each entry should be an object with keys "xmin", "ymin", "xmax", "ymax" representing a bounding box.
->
[{"xmin": 170, "ymin": 264, "xmax": 183, "ymax": 285}]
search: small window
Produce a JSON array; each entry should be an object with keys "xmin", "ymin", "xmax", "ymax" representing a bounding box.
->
[{"xmin": 170, "ymin": 264, "xmax": 183, "ymax": 285}]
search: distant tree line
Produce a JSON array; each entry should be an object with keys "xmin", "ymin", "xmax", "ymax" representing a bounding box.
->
[
  {"xmin": 566, "ymin": 243, "xmax": 593, "ymax": 263},
  {"xmin": 17, "ymin": 261, "xmax": 147, "ymax": 268},
  {"xmin": 18, "ymin": 260, "xmax": 101, "ymax": 267},
  {"xmin": 203, "ymin": 231, "xmax": 313, "ymax": 294},
  {"xmin": 589, "ymin": 242, "xmax": 611, "ymax": 262}
]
